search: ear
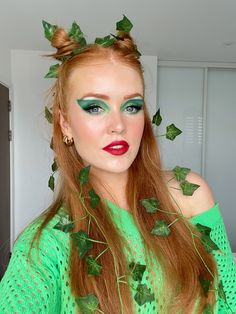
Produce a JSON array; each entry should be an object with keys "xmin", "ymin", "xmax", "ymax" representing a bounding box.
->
[{"xmin": 59, "ymin": 110, "xmax": 73, "ymax": 138}]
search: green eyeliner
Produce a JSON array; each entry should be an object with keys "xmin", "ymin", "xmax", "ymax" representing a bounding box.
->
[
  {"xmin": 76, "ymin": 99, "xmax": 110, "ymax": 112},
  {"xmin": 120, "ymin": 99, "xmax": 144, "ymax": 112}
]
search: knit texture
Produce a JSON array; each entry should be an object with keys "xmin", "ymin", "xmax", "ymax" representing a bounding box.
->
[{"xmin": 0, "ymin": 203, "xmax": 235, "ymax": 313}]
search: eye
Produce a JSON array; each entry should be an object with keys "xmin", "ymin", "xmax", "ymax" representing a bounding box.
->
[
  {"xmin": 84, "ymin": 104, "xmax": 104, "ymax": 115},
  {"xmin": 125, "ymin": 105, "xmax": 143, "ymax": 114}
]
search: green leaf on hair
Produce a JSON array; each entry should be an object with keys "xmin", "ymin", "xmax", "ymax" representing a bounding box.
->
[
  {"xmin": 48, "ymin": 175, "xmax": 55, "ymax": 191},
  {"xmin": 166, "ymin": 123, "xmax": 182, "ymax": 141},
  {"xmin": 45, "ymin": 106, "xmax": 53, "ymax": 123},
  {"xmin": 218, "ymin": 280, "xmax": 227, "ymax": 302},
  {"xmin": 68, "ymin": 21, "xmax": 87, "ymax": 47},
  {"xmin": 140, "ymin": 198, "xmax": 160, "ymax": 213},
  {"xmin": 50, "ymin": 137, "xmax": 54, "ymax": 150},
  {"xmin": 199, "ymin": 276, "xmax": 212, "ymax": 297},
  {"xmin": 129, "ymin": 262, "xmax": 146, "ymax": 282},
  {"xmin": 78, "ymin": 165, "xmax": 91, "ymax": 185},
  {"xmin": 76, "ymin": 293, "xmax": 100, "ymax": 314},
  {"xmin": 45, "ymin": 64, "xmax": 60, "ymax": 78},
  {"xmin": 196, "ymin": 223, "xmax": 220, "ymax": 253},
  {"xmin": 71, "ymin": 230, "xmax": 93, "ymax": 259},
  {"xmin": 89, "ymin": 189, "xmax": 100, "ymax": 209},
  {"xmin": 151, "ymin": 220, "xmax": 170, "ymax": 236},
  {"xmin": 116, "ymin": 15, "xmax": 133, "ymax": 32},
  {"xmin": 203, "ymin": 303, "xmax": 214, "ymax": 314},
  {"xmin": 42, "ymin": 20, "xmax": 58, "ymax": 41},
  {"xmin": 173, "ymin": 166, "xmax": 191, "ymax": 182},
  {"xmin": 86, "ymin": 255, "xmax": 102, "ymax": 276},
  {"xmin": 152, "ymin": 108, "xmax": 162, "ymax": 126},
  {"xmin": 95, "ymin": 35, "xmax": 115, "ymax": 47},
  {"xmin": 51, "ymin": 159, "xmax": 58, "ymax": 172},
  {"xmin": 180, "ymin": 180, "xmax": 200, "ymax": 196},
  {"xmin": 53, "ymin": 215, "xmax": 74, "ymax": 233},
  {"xmin": 134, "ymin": 283, "xmax": 155, "ymax": 306},
  {"xmin": 110, "ymin": 33, "xmax": 124, "ymax": 41}
]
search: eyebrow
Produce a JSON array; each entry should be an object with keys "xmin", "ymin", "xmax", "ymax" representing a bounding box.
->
[{"xmin": 80, "ymin": 92, "xmax": 143, "ymax": 100}]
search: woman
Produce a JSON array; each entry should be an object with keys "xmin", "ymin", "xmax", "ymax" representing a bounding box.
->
[{"xmin": 0, "ymin": 16, "xmax": 235, "ymax": 314}]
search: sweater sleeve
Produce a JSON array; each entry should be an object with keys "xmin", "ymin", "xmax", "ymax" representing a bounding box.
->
[
  {"xmin": 0, "ymin": 218, "xmax": 61, "ymax": 314},
  {"xmin": 190, "ymin": 203, "xmax": 236, "ymax": 313}
]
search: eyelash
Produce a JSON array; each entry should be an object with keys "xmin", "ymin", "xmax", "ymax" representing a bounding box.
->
[
  {"xmin": 84, "ymin": 105, "xmax": 103, "ymax": 114},
  {"xmin": 124, "ymin": 105, "xmax": 143, "ymax": 114},
  {"xmin": 84, "ymin": 104, "xmax": 143, "ymax": 115}
]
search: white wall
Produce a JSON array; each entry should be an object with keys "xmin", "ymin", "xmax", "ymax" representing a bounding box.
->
[{"xmin": 0, "ymin": 49, "xmax": 11, "ymax": 87}]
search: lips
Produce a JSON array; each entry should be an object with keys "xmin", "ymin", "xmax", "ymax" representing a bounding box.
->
[{"xmin": 102, "ymin": 140, "xmax": 129, "ymax": 156}]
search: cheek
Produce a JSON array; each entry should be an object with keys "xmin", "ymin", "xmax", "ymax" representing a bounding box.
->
[{"xmin": 130, "ymin": 116, "xmax": 145, "ymax": 141}]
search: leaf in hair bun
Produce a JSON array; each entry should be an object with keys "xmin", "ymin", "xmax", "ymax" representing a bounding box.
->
[
  {"xmin": 45, "ymin": 64, "xmax": 60, "ymax": 78},
  {"xmin": 42, "ymin": 20, "xmax": 58, "ymax": 41},
  {"xmin": 95, "ymin": 35, "xmax": 115, "ymax": 47},
  {"xmin": 116, "ymin": 15, "xmax": 133, "ymax": 32},
  {"xmin": 68, "ymin": 21, "xmax": 87, "ymax": 47}
]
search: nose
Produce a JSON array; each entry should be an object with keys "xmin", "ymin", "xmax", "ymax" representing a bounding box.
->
[{"xmin": 108, "ymin": 110, "xmax": 126, "ymax": 134}]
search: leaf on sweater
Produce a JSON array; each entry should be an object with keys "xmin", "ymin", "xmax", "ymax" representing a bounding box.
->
[
  {"xmin": 151, "ymin": 220, "xmax": 170, "ymax": 236},
  {"xmin": 199, "ymin": 276, "xmax": 212, "ymax": 297},
  {"xmin": 116, "ymin": 15, "xmax": 133, "ymax": 32},
  {"xmin": 140, "ymin": 197, "xmax": 160, "ymax": 213},
  {"xmin": 129, "ymin": 262, "xmax": 146, "ymax": 282},
  {"xmin": 202, "ymin": 303, "xmax": 214, "ymax": 314},
  {"xmin": 166, "ymin": 123, "xmax": 182, "ymax": 141},
  {"xmin": 152, "ymin": 108, "xmax": 162, "ymax": 126},
  {"xmin": 54, "ymin": 215, "xmax": 74, "ymax": 233},
  {"xmin": 196, "ymin": 223, "xmax": 220, "ymax": 253},
  {"xmin": 180, "ymin": 180, "xmax": 200, "ymax": 196},
  {"xmin": 173, "ymin": 166, "xmax": 191, "ymax": 182},
  {"xmin": 77, "ymin": 165, "xmax": 91, "ymax": 185},
  {"xmin": 86, "ymin": 256, "xmax": 102, "ymax": 276},
  {"xmin": 76, "ymin": 293, "xmax": 100, "ymax": 314},
  {"xmin": 134, "ymin": 283, "xmax": 155, "ymax": 306},
  {"xmin": 89, "ymin": 189, "xmax": 100, "ymax": 209},
  {"xmin": 71, "ymin": 230, "xmax": 93, "ymax": 258}
]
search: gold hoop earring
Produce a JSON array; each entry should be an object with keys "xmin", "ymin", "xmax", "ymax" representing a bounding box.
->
[{"xmin": 63, "ymin": 135, "xmax": 74, "ymax": 146}]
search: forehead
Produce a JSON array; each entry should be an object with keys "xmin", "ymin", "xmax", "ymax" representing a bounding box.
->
[{"xmin": 67, "ymin": 61, "xmax": 144, "ymax": 99}]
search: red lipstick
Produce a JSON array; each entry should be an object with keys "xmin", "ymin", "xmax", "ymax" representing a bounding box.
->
[{"xmin": 102, "ymin": 140, "xmax": 129, "ymax": 156}]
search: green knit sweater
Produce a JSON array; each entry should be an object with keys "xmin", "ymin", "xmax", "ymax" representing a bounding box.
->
[{"xmin": 0, "ymin": 202, "xmax": 235, "ymax": 313}]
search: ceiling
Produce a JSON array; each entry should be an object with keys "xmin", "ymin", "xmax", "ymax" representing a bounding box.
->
[{"xmin": 1, "ymin": 0, "xmax": 236, "ymax": 63}]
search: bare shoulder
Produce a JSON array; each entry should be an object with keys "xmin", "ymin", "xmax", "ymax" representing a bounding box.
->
[{"xmin": 164, "ymin": 170, "xmax": 215, "ymax": 218}]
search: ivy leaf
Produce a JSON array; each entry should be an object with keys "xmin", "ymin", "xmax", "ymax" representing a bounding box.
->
[
  {"xmin": 140, "ymin": 198, "xmax": 160, "ymax": 213},
  {"xmin": 152, "ymin": 108, "xmax": 162, "ymax": 126},
  {"xmin": 218, "ymin": 280, "xmax": 227, "ymax": 302},
  {"xmin": 86, "ymin": 256, "xmax": 102, "ymax": 276},
  {"xmin": 180, "ymin": 180, "xmax": 200, "ymax": 196},
  {"xmin": 76, "ymin": 294, "xmax": 100, "ymax": 314},
  {"xmin": 166, "ymin": 123, "xmax": 182, "ymax": 141},
  {"xmin": 89, "ymin": 189, "xmax": 100, "ymax": 209},
  {"xmin": 71, "ymin": 230, "xmax": 93, "ymax": 258},
  {"xmin": 199, "ymin": 277, "xmax": 212, "ymax": 297},
  {"xmin": 151, "ymin": 220, "xmax": 170, "ymax": 237},
  {"xmin": 173, "ymin": 166, "xmax": 191, "ymax": 182},
  {"xmin": 45, "ymin": 106, "xmax": 53, "ymax": 124},
  {"xmin": 45, "ymin": 64, "xmax": 60, "ymax": 78},
  {"xmin": 203, "ymin": 304, "xmax": 214, "ymax": 314},
  {"xmin": 116, "ymin": 15, "xmax": 133, "ymax": 32},
  {"xmin": 53, "ymin": 215, "xmax": 74, "ymax": 233},
  {"xmin": 95, "ymin": 35, "xmax": 115, "ymax": 47},
  {"xmin": 48, "ymin": 175, "xmax": 55, "ymax": 191},
  {"xmin": 134, "ymin": 283, "xmax": 155, "ymax": 306},
  {"xmin": 110, "ymin": 33, "xmax": 124, "ymax": 41},
  {"xmin": 42, "ymin": 20, "xmax": 58, "ymax": 41},
  {"xmin": 195, "ymin": 223, "xmax": 211, "ymax": 236},
  {"xmin": 51, "ymin": 159, "xmax": 58, "ymax": 172},
  {"xmin": 50, "ymin": 137, "xmax": 54, "ymax": 150},
  {"xmin": 68, "ymin": 21, "xmax": 87, "ymax": 47},
  {"xmin": 78, "ymin": 165, "xmax": 91, "ymax": 185},
  {"xmin": 129, "ymin": 262, "xmax": 146, "ymax": 282}
]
